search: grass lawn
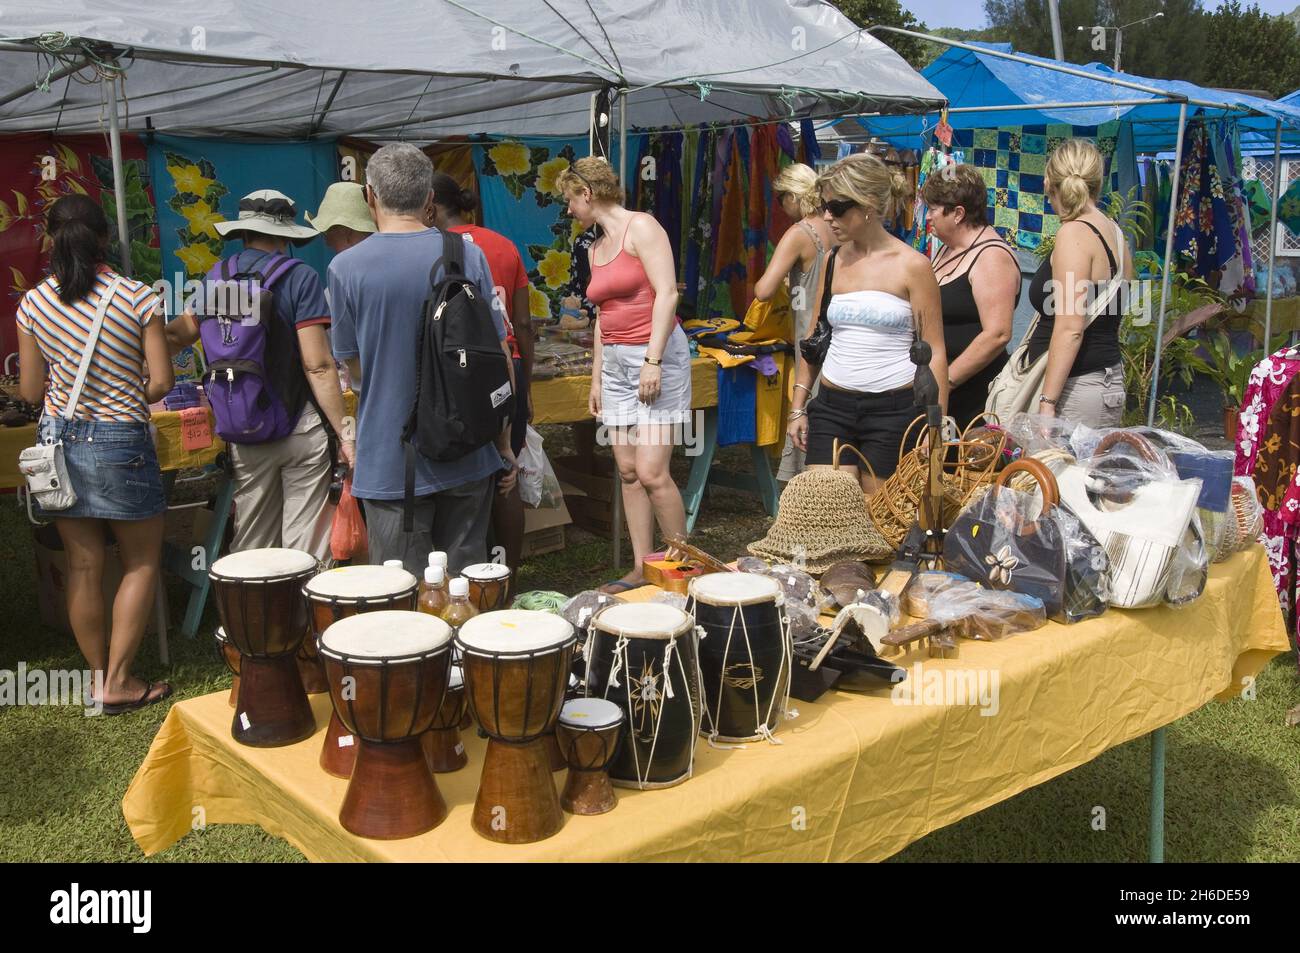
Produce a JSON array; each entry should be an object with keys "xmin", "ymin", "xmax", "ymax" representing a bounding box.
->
[{"xmin": 1, "ymin": 440, "xmax": 1297, "ymax": 862}]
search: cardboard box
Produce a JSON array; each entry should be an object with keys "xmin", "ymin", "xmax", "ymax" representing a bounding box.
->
[
  {"xmin": 553, "ymin": 456, "xmax": 619, "ymax": 536},
  {"xmin": 521, "ymin": 490, "xmax": 574, "ymax": 559},
  {"xmin": 31, "ymin": 506, "xmax": 213, "ymax": 637}
]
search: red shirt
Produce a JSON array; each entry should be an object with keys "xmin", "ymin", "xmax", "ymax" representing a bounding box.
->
[{"xmin": 449, "ymin": 225, "xmax": 528, "ymax": 359}]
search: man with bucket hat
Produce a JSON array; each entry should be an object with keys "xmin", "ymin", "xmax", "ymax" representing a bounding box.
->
[
  {"xmin": 307, "ymin": 182, "xmax": 376, "ymax": 255},
  {"xmin": 166, "ymin": 189, "xmax": 352, "ymax": 559}
]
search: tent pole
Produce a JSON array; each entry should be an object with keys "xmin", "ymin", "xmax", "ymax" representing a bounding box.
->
[
  {"xmin": 1264, "ymin": 120, "xmax": 1283, "ymax": 349},
  {"xmin": 618, "ymin": 87, "xmax": 629, "ymax": 187},
  {"xmin": 1147, "ymin": 101, "xmax": 1187, "ymax": 426},
  {"xmin": 105, "ymin": 75, "xmax": 132, "ymax": 276},
  {"xmin": 0, "ymin": 59, "xmax": 90, "ymax": 108}
]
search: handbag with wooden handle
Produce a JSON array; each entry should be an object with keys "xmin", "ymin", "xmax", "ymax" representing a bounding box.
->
[
  {"xmin": 1057, "ymin": 433, "xmax": 1202, "ymax": 609},
  {"xmin": 943, "ymin": 458, "xmax": 1110, "ymax": 624}
]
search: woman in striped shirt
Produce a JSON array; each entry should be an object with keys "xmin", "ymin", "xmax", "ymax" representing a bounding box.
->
[{"xmin": 17, "ymin": 194, "xmax": 174, "ymax": 714}]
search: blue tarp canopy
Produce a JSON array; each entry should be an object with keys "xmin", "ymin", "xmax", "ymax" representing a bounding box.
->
[{"xmin": 853, "ymin": 43, "xmax": 1300, "ymax": 154}]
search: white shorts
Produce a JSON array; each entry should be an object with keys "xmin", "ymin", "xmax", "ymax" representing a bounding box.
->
[{"xmin": 600, "ymin": 326, "xmax": 692, "ymax": 428}]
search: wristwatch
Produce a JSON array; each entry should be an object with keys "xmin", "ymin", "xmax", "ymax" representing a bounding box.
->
[{"xmin": 644, "ymin": 357, "xmax": 662, "ymax": 366}]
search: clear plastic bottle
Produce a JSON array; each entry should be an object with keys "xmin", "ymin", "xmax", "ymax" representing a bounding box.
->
[
  {"xmin": 383, "ymin": 559, "xmax": 405, "ymax": 570},
  {"xmin": 428, "ymin": 551, "xmax": 448, "ymax": 572},
  {"xmin": 419, "ymin": 565, "xmax": 450, "ymax": 618},
  {"xmin": 441, "ymin": 577, "xmax": 478, "ymax": 631}
]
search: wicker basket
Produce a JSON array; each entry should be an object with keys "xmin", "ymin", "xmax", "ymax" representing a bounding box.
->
[{"xmin": 865, "ymin": 413, "xmax": 1005, "ymax": 549}]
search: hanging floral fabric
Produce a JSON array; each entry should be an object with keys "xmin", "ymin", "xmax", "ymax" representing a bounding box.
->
[
  {"xmin": 1208, "ymin": 122, "xmax": 1255, "ymax": 301},
  {"xmin": 1235, "ymin": 346, "xmax": 1300, "ymax": 638},
  {"xmin": 1173, "ymin": 120, "xmax": 1249, "ymax": 295}
]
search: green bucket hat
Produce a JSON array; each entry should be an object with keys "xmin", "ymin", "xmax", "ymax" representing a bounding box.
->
[{"xmin": 306, "ymin": 182, "xmax": 377, "ymax": 235}]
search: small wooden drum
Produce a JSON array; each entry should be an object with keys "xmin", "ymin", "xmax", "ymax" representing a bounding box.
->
[
  {"xmin": 210, "ymin": 548, "xmax": 318, "ymax": 747},
  {"xmin": 214, "ymin": 626, "xmax": 240, "ymax": 707},
  {"xmin": 688, "ymin": 572, "xmax": 792, "ymax": 743},
  {"xmin": 462, "ymin": 562, "xmax": 512, "ymax": 612},
  {"xmin": 457, "ymin": 610, "xmax": 575, "ymax": 844},
  {"xmin": 304, "ymin": 565, "xmax": 420, "ymax": 778},
  {"xmin": 586, "ymin": 602, "xmax": 701, "ymax": 790},
  {"xmin": 422, "ymin": 665, "xmax": 468, "ymax": 773},
  {"xmin": 555, "ymin": 698, "xmax": 624, "ymax": 815},
  {"xmin": 319, "ymin": 610, "xmax": 452, "ymax": 840}
]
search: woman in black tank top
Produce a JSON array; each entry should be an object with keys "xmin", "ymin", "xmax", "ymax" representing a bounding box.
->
[
  {"xmin": 922, "ymin": 164, "xmax": 1022, "ymax": 428},
  {"xmin": 1032, "ymin": 139, "xmax": 1132, "ymax": 428}
]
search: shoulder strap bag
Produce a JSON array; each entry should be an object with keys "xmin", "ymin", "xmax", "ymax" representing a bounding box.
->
[{"xmin": 18, "ymin": 275, "xmax": 125, "ymax": 515}]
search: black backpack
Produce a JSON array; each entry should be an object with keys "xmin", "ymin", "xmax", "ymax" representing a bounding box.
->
[{"xmin": 402, "ymin": 230, "xmax": 514, "ymax": 524}]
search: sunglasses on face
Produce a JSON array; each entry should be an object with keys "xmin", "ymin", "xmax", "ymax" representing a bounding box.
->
[{"xmin": 819, "ymin": 197, "xmax": 859, "ymax": 218}]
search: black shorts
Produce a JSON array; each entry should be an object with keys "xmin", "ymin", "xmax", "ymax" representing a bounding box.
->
[{"xmin": 805, "ymin": 383, "xmax": 921, "ymax": 480}]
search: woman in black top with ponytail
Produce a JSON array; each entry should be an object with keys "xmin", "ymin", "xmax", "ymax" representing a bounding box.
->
[
  {"xmin": 922, "ymin": 164, "xmax": 1022, "ymax": 428},
  {"xmin": 1026, "ymin": 138, "xmax": 1133, "ymax": 427}
]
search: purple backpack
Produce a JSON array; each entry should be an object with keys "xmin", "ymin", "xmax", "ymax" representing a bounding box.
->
[{"xmin": 198, "ymin": 253, "xmax": 309, "ymax": 444}]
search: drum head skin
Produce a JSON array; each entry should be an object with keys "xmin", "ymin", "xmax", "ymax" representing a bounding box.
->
[
  {"xmin": 305, "ymin": 565, "xmax": 418, "ymax": 599},
  {"xmin": 591, "ymin": 602, "xmax": 693, "ymax": 640},
  {"xmin": 319, "ymin": 610, "xmax": 451, "ymax": 660},
  {"xmin": 457, "ymin": 610, "xmax": 574, "ymax": 657},
  {"xmin": 211, "ymin": 547, "xmax": 317, "ymax": 579},
  {"xmin": 560, "ymin": 697, "xmax": 624, "ymax": 729},
  {"xmin": 688, "ymin": 572, "xmax": 781, "ymax": 606},
  {"xmin": 462, "ymin": 562, "xmax": 511, "ymax": 581}
]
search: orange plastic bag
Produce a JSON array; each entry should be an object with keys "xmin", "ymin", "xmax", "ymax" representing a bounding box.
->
[{"xmin": 330, "ymin": 476, "xmax": 367, "ymax": 561}]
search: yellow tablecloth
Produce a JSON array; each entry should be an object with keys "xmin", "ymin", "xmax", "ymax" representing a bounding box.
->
[
  {"xmin": 530, "ymin": 357, "xmax": 719, "ymax": 425},
  {"xmin": 0, "ymin": 411, "xmax": 224, "ymax": 490},
  {"xmin": 121, "ymin": 547, "xmax": 1289, "ymax": 862}
]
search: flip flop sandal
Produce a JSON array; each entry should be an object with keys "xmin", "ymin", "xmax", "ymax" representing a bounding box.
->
[
  {"xmin": 100, "ymin": 681, "xmax": 174, "ymax": 716},
  {"xmin": 598, "ymin": 579, "xmax": 641, "ymax": 594}
]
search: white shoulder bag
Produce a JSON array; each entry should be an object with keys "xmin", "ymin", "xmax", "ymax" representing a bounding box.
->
[
  {"xmin": 986, "ymin": 224, "xmax": 1126, "ymax": 419},
  {"xmin": 18, "ymin": 275, "xmax": 125, "ymax": 511},
  {"xmin": 1056, "ymin": 463, "xmax": 1201, "ymax": 609}
]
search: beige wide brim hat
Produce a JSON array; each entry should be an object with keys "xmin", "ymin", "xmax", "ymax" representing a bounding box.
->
[
  {"xmin": 214, "ymin": 189, "xmax": 319, "ymax": 244},
  {"xmin": 748, "ymin": 467, "xmax": 894, "ymax": 574},
  {"xmin": 305, "ymin": 182, "xmax": 376, "ymax": 235}
]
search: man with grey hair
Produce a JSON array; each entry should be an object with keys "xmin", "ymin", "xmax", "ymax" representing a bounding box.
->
[{"xmin": 328, "ymin": 143, "xmax": 517, "ymax": 575}]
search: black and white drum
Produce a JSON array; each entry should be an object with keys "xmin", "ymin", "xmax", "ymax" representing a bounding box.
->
[
  {"xmin": 687, "ymin": 572, "xmax": 792, "ymax": 744},
  {"xmin": 586, "ymin": 602, "xmax": 701, "ymax": 790}
]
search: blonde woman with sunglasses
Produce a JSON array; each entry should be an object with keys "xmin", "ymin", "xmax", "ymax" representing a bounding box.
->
[{"xmin": 787, "ymin": 154, "xmax": 948, "ymax": 494}]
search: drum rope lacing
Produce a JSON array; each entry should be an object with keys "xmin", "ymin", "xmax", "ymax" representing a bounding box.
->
[
  {"xmin": 692, "ymin": 595, "xmax": 794, "ymax": 749},
  {"xmin": 601, "ymin": 627, "xmax": 699, "ymax": 790}
]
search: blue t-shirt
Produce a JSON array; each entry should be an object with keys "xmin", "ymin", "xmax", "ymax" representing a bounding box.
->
[{"xmin": 328, "ymin": 228, "xmax": 505, "ymax": 500}]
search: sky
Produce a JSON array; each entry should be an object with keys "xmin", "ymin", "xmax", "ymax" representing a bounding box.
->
[{"xmin": 902, "ymin": 0, "xmax": 1298, "ymax": 31}]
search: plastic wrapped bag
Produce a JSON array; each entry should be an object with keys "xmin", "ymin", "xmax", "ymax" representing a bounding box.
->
[
  {"xmin": 517, "ymin": 425, "xmax": 563, "ymax": 509},
  {"xmin": 651, "ymin": 591, "xmax": 688, "ymax": 611},
  {"xmin": 944, "ymin": 459, "xmax": 1110, "ymax": 624},
  {"xmin": 925, "ymin": 584, "xmax": 1048, "ymax": 641},
  {"xmin": 1006, "ymin": 412, "xmax": 1079, "ymax": 457},
  {"xmin": 561, "ymin": 590, "xmax": 624, "ymax": 633},
  {"xmin": 329, "ymin": 476, "xmax": 367, "ymax": 561}
]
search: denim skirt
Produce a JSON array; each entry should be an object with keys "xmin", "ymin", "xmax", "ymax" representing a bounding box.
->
[{"xmin": 35, "ymin": 417, "xmax": 166, "ymax": 521}]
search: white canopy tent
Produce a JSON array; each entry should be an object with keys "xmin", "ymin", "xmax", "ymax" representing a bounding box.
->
[{"xmin": 0, "ymin": 0, "xmax": 943, "ymax": 276}]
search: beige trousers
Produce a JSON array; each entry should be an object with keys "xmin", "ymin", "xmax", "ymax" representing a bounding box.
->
[{"xmin": 229, "ymin": 406, "xmax": 333, "ymax": 560}]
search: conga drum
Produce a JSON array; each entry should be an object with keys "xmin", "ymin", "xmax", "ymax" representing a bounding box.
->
[
  {"xmin": 318, "ymin": 610, "xmax": 453, "ymax": 840},
  {"xmin": 210, "ymin": 548, "xmax": 318, "ymax": 746},
  {"xmin": 214, "ymin": 626, "xmax": 239, "ymax": 706},
  {"xmin": 457, "ymin": 610, "xmax": 575, "ymax": 844},
  {"xmin": 462, "ymin": 562, "xmax": 512, "ymax": 612},
  {"xmin": 555, "ymin": 698, "xmax": 624, "ymax": 815},
  {"xmin": 422, "ymin": 665, "xmax": 468, "ymax": 773},
  {"xmin": 304, "ymin": 565, "xmax": 420, "ymax": 778},
  {"xmin": 687, "ymin": 572, "xmax": 792, "ymax": 743},
  {"xmin": 586, "ymin": 602, "xmax": 701, "ymax": 790}
]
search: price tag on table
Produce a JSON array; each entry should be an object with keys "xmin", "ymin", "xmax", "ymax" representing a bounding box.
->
[{"xmin": 178, "ymin": 406, "xmax": 213, "ymax": 452}]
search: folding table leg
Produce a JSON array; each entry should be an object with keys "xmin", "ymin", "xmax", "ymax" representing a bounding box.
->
[
  {"xmin": 683, "ymin": 408, "xmax": 718, "ymax": 534},
  {"xmin": 181, "ymin": 472, "xmax": 235, "ymax": 639},
  {"xmin": 1148, "ymin": 726, "xmax": 1166, "ymax": 863}
]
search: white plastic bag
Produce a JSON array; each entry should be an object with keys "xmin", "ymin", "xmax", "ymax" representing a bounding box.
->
[{"xmin": 517, "ymin": 425, "xmax": 562, "ymax": 508}]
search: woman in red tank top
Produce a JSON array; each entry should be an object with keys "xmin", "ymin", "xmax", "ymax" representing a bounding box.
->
[{"xmin": 558, "ymin": 157, "xmax": 691, "ymax": 593}]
